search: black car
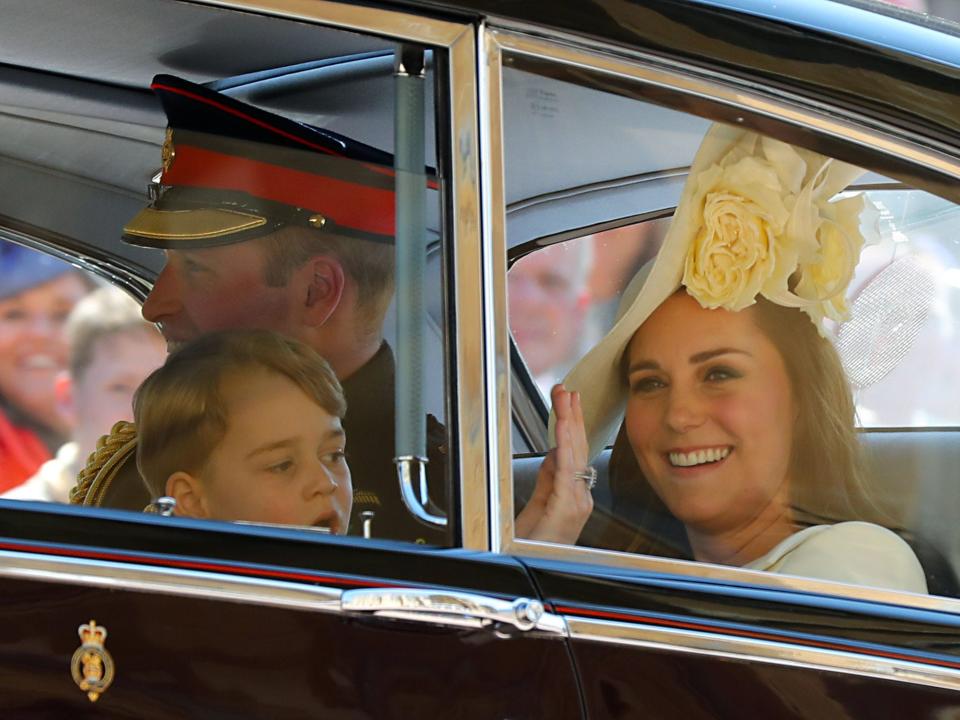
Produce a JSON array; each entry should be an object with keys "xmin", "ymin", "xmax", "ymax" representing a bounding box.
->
[{"xmin": 2, "ymin": 0, "xmax": 960, "ymax": 716}]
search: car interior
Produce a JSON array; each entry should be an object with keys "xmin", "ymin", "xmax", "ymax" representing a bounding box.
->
[{"xmin": 2, "ymin": 0, "xmax": 959, "ymax": 600}]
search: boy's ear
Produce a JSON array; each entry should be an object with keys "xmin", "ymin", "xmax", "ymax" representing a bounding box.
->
[
  {"xmin": 301, "ymin": 256, "xmax": 345, "ymax": 327},
  {"xmin": 165, "ymin": 471, "xmax": 209, "ymax": 519}
]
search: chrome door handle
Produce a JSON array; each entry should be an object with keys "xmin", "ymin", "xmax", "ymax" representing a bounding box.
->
[{"xmin": 341, "ymin": 588, "xmax": 565, "ymax": 634}]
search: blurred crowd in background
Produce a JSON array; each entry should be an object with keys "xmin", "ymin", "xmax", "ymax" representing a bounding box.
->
[{"xmin": 0, "ymin": 240, "xmax": 165, "ymax": 502}]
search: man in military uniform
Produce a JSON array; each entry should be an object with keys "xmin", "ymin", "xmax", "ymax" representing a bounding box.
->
[{"xmin": 122, "ymin": 75, "xmax": 447, "ymax": 545}]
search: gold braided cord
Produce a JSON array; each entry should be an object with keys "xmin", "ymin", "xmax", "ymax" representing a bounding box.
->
[{"xmin": 69, "ymin": 421, "xmax": 138, "ymax": 505}]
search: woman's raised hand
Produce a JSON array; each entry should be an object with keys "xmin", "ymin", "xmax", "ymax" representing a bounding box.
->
[{"xmin": 514, "ymin": 384, "xmax": 594, "ymax": 544}]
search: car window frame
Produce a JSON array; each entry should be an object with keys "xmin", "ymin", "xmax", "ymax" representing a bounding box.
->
[
  {"xmin": 481, "ymin": 22, "xmax": 960, "ymax": 615},
  {"xmin": 0, "ymin": 0, "xmax": 485, "ymax": 551}
]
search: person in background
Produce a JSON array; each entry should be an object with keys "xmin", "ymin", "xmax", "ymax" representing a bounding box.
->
[
  {"xmin": 508, "ymin": 239, "xmax": 593, "ymax": 397},
  {"xmin": 584, "ymin": 222, "xmax": 663, "ymax": 347},
  {"xmin": 0, "ymin": 241, "xmax": 91, "ymax": 492},
  {"xmin": 3, "ymin": 286, "xmax": 166, "ymax": 502}
]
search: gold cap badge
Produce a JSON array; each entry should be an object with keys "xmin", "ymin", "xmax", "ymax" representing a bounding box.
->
[{"xmin": 161, "ymin": 127, "xmax": 176, "ymax": 174}]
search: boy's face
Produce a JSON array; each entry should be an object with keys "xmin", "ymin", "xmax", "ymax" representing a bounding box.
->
[
  {"xmin": 71, "ymin": 327, "xmax": 167, "ymax": 459},
  {"xmin": 178, "ymin": 368, "xmax": 352, "ymax": 534}
]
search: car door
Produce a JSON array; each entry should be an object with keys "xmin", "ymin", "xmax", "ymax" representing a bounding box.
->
[
  {"xmin": 0, "ymin": 0, "xmax": 586, "ymax": 716},
  {"xmin": 484, "ymin": 4, "xmax": 960, "ymax": 717},
  {"xmin": 0, "ymin": 504, "xmax": 581, "ymax": 718},
  {"xmin": 523, "ymin": 555, "xmax": 960, "ymax": 718}
]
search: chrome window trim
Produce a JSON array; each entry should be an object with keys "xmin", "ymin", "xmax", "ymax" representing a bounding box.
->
[
  {"xmin": 512, "ymin": 537, "xmax": 960, "ymax": 613},
  {"xmin": 485, "ymin": 26, "xmax": 960, "ymax": 615},
  {"xmin": 0, "ymin": 550, "xmax": 342, "ymax": 613},
  {"xmin": 567, "ymin": 617, "xmax": 960, "ymax": 692},
  {"xmin": 478, "ymin": 22, "xmax": 513, "ymax": 554},
  {"xmin": 185, "ymin": 1, "xmax": 488, "ymax": 549},
  {"xmin": 446, "ymin": 24, "xmax": 489, "ymax": 552}
]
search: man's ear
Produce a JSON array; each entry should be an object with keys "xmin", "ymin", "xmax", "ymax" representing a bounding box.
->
[
  {"xmin": 166, "ymin": 471, "xmax": 209, "ymax": 519},
  {"xmin": 301, "ymin": 257, "xmax": 345, "ymax": 327}
]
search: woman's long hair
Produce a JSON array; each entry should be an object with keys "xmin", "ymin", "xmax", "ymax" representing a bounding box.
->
[{"xmin": 604, "ymin": 295, "xmax": 885, "ymax": 558}]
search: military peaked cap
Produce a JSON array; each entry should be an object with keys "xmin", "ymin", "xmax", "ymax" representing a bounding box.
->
[{"xmin": 124, "ymin": 74, "xmax": 422, "ymax": 249}]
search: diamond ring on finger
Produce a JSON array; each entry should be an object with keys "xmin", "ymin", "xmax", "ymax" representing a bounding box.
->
[{"xmin": 573, "ymin": 466, "xmax": 597, "ymax": 490}]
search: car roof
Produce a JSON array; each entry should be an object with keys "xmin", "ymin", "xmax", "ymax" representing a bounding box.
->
[
  {"xmin": 0, "ymin": 0, "xmax": 395, "ymax": 89},
  {"xmin": 414, "ymin": 0, "xmax": 960, "ymax": 139}
]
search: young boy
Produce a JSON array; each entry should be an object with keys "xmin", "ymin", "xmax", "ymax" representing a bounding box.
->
[{"xmin": 134, "ymin": 329, "xmax": 352, "ymax": 534}]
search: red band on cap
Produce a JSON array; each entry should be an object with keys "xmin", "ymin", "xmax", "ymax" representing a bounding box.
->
[{"xmin": 165, "ymin": 144, "xmax": 395, "ymax": 237}]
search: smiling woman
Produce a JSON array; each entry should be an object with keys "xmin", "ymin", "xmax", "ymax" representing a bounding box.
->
[
  {"xmin": 621, "ymin": 292, "xmax": 797, "ymax": 565},
  {"xmin": 0, "ymin": 242, "xmax": 92, "ymax": 491},
  {"xmin": 519, "ymin": 123, "xmax": 930, "ymax": 594},
  {"xmin": 608, "ymin": 291, "xmax": 926, "ymax": 592}
]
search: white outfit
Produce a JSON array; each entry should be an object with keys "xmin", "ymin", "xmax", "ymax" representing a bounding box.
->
[
  {"xmin": 745, "ymin": 521, "xmax": 928, "ymax": 594},
  {"xmin": 1, "ymin": 442, "xmax": 79, "ymax": 504}
]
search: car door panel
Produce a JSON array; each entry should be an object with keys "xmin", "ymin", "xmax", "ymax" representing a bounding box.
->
[
  {"xmin": 0, "ymin": 503, "xmax": 584, "ymax": 719},
  {"xmin": 569, "ymin": 643, "xmax": 960, "ymax": 719},
  {"xmin": 523, "ymin": 557, "xmax": 960, "ymax": 718}
]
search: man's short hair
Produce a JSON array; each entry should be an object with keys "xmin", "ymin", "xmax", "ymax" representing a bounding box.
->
[
  {"xmin": 66, "ymin": 286, "xmax": 157, "ymax": 381},
  {"xmin": 256, "ymin": 226, "xmax": 394, "ymax": 332},
  {"xmin": 134, "ymin": 329, "xmax": 347, "ymax": 499}
]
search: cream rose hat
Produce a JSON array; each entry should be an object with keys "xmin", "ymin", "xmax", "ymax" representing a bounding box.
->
[{"xmin": 553, "ymin": 123, "xmax": 872, "ymax": 460}]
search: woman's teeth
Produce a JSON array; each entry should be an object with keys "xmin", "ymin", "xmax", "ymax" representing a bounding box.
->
[{"xmin": 669, "ymin": 447, "xmax": 730, "ymax": 467}]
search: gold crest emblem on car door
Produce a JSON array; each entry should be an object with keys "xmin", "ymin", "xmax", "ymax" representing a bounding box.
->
[{"xmin": 70, "ymin": 620, "xmax": 115, "ymax": 702}]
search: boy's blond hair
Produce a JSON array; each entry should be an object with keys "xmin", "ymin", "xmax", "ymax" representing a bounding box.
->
[
  {"xmin": 66, "ymin": 286, "xmax": 157, "ymax": 380},
  {"xmin": 134, "ymin": 329, "xmax": 346, "ymax": 499}
]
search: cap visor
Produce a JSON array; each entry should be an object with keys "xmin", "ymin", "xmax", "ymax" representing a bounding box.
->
[{"xmin": 122, "ymin": 207, "xmax": 268, "ymax": 249}]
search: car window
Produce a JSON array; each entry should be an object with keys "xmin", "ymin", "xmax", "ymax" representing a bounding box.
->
[
  {"xmin": 502, "ymin": 52, "xmax": 960, "ymax": 600},
  {"xmin": 0, "ymin": 3, "xmax": 454, "ymax": 547}
]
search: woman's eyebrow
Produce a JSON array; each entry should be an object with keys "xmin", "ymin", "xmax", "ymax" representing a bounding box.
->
[
  {"xmin": 689, "ymin": 347, "xmax": 751, "ymax": 364},
  {"xmin": 626, "ymin": 359, "xmax": 661, "ymax": 374},
  {"xmin": 627, "ymin": 348, "xmax": 752, "ymax": 374}
]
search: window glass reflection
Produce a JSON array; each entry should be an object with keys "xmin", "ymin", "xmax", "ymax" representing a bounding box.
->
[
  {"xmin": 114, "ymin": 69, "xmax": 450, "ymax": 545},
  {"xmin": 505, "ymin": 62, "xmax": 960, "ymax": 598}
]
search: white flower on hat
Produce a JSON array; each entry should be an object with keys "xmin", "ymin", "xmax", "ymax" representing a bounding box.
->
[
  {"xmin": 682, "ymin": 142, "xmax": 793, "ymax": 312},
  {"xmin": 790, "ymin": 193, "xmax": 867, "ymax": 325},
  {"xmin": 679, "ymin": 133, "xmax": 871, "ymax": 331}
]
